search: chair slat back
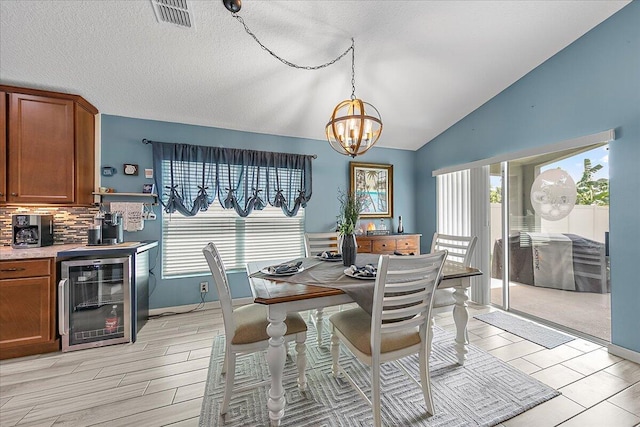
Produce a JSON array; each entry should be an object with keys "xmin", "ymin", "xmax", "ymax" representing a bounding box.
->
[
  {"xmin": 371, "ymin": 251, "xmax": 447, "ymax": 349},
  {"xmin": 202, "ymin": 242, "xmax": 236, "ymax": 337},
  {"xmin": 304, "ymin": 232, "xmax": 339, "ymax": 257},
  {"xmin": 431, "ymin": 233, "xmax": 477, "ymax": 267}
]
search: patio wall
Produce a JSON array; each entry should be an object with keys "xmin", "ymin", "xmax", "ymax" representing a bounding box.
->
[{"xmin": 489, "ymin": 203, "xmax": 609, "ymax": 252}]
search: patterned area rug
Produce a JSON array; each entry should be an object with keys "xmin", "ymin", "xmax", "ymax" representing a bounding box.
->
[
  {"xmin": 474, "ymin": 311, "xmax": 575, "ymax": 349},
  {"xmin": 199, "ymin": 324, "xmax": 559, "ymax": 427}
]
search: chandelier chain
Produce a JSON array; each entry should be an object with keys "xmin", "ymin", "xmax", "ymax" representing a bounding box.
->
[
  {"xmin": 232, "ymin": 14, "xmax": 354, "ymax": 71},
  {"xmin": 223, "ymin": 1, "xmax": 381, "ymax": 158},
  {"xmin": 351, "ymin": 40, "xmax": 356, "ymax": 100}
]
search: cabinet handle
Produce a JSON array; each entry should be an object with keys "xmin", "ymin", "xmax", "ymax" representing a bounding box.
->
[
  {"xmin": 0, "ymin": 267, "xmax": 26, "ymax": 272},
  {"xmin": 58, "ymin": 279, "xmax": 68, "ymax": 336},
  {"xmin": 0, "ymin": 192, "xmax": 4, "ymax": 196},
  {"xmin": 11, "ymin": 192, "xmax": 18, "ymax": 196}
]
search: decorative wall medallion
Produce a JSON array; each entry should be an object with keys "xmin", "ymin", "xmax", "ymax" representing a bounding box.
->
[
  {"xmin": 124, "ymin": 164, "xmax": 139, "ymax": 176},
  {"xmin": 530, "ymin": 168, "xmax": 576, "ymax": 221}
]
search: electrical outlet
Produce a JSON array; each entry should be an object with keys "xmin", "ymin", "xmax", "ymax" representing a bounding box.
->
[{"xmin": 200, "ymin": 282, "xmax": 209, "ymax": 293}]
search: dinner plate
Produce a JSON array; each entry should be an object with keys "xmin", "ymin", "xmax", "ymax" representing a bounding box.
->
[
  {"xmin": 260, "ymin": 266, "xmax": 305, "ymax": 276},
  {"xmin": 315, "ymin": 255, "xmax": 343, "ymax": 262},
  {"xmin": 344, "ymin": 268, "xmax": 376, "ymax": 280}
]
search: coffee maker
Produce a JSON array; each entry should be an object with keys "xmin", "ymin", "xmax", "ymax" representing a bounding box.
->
[
  {"xmin": 12, "ymin": 214, "xmax": 54, "ymax": 248},
  {"xmin": 101, "ymin": 212, "xmax": 124, "ymax": 245}
]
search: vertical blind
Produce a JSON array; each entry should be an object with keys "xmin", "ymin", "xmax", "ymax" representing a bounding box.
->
[
  {"xmin": 437, "ymin": 170, "xmax": 471, "ymax": 237},
  {"xmin": 436, "ymin": 167, "xmax": 490, "ymax": 304}
]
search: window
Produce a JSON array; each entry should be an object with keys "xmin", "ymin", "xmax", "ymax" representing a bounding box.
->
[
  {"xmin": 162, "ymin": 204, "xmax": 305, "ymax": 277},
  {"xmin": 149, "ymin": 141, "xmax": 313, "ymax": 277}
]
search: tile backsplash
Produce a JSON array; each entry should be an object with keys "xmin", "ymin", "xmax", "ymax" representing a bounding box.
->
[{"xmin": 0, "ymin": 206, "xmax": 99, "ymax": 246}]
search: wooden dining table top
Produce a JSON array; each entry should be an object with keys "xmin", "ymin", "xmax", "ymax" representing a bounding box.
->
[{"xmin": 248, "ymin": 257, "xmax": 482, "ymax": 305}]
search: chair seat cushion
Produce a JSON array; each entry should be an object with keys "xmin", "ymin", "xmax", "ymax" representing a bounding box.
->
[
  {"xmin": 329, "ymin": 307, "xmax": 420, "ymax": 356},
  {"xmin": 433, "ymin": 289, "xmax": 455, "ymax": 308},
  {"xmin": 232, "ymin": 304, "xmax": 307, "ymax": 345}
]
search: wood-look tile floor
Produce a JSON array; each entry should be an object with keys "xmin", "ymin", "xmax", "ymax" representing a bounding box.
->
[{"xmin": 1, "ymin": 304, "xmax": 639, "ymax": 426}]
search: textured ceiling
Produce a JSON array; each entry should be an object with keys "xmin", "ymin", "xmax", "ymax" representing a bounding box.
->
[{"xmin": 0, "ymin": 1, "xmax": 630, "ymax": 151}]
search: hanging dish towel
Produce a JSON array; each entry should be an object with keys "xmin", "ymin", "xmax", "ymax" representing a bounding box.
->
[{"xmin": 110, "ymin": 202, "xmax": 144, "ymax": 232}]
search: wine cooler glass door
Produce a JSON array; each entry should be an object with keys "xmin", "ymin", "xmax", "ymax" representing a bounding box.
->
[{"xmin": 60, "ymin": 256, "xmax": 131, "ymax": 351}]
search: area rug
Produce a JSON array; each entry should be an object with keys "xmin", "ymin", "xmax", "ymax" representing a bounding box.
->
[
  {"xmin": 474, "ymin": 311, "xmax": 575, "ymax": 349},
  {"xmin": 199, "ymin": 324, "xmax": 559, "ymax": 426}
]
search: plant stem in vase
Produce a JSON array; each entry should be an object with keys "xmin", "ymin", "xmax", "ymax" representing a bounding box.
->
[{"xmin": 337, "ymin": 188, "xmax": 364, "ymax": 267}]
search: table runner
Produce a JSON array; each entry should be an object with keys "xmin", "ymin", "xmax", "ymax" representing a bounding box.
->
[{"xmin": 251, "ymin": 254, "xmax": 436, "ymax": 314}]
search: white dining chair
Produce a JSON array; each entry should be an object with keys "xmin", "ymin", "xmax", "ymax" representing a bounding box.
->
[
  {"xmin": 304, "ymin": 232, "xmax": 340, "ymax": 346},
  {"xmin": 202, "ymin": 242, "xmax": 308, "ymax": 416},
  {"xmin": 329, "ymin": 250, "xmax": 448, "ymax": 426},
  {"xmin": 304, "ymin": 232, "xmax": 340, "ymax": 257},
  {"xmin": 430, "ymin": 233, "xmax": 477, "ymax": 344}
]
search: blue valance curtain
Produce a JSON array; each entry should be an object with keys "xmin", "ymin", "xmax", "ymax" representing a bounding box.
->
[{"xmin": 147, "ymin": 139, "xmax": 314, "ymax": 217}]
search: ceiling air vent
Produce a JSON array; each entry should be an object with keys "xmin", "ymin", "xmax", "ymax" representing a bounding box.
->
[{"xmin": 151, "ymin": 0, "xmax": 195, "ymax": 29}]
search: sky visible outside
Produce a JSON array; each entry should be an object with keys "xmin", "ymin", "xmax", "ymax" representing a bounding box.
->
[
  {"xmin": 489, "ymin": 145, "xmax": 609, "ymax": 189},
  {"xmin": 541, "ymin": 145, "xmax": 609, "ymax": 182}
]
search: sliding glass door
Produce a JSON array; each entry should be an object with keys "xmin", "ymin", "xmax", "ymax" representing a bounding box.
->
[{"xmin": 489, "ymin": 145, "xmax": 611, "ymax": 341}]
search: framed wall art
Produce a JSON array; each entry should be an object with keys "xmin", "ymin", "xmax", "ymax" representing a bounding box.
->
[{"xmin": 349, "ymin": 162, "xmax": 393, "ymax": 218}]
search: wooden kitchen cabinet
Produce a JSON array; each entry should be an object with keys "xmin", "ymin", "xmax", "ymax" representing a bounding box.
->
[
  {"xmin": 0, "ymin": 91, "xmax": 6, "ymax": 202},
  {"xmin": 0, "ymin": 258, "xmax": 60, "ymax": 359},
  {"xmin": 0, "ymin": 85, "xmax": 98, "ymax": 206},
  {"xmin": 356, "ymin": 233, "xmax": 421, "ymax": 255}
]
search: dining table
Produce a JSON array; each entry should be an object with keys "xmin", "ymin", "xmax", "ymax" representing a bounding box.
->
[{"xmin": 246, "ymin": 253, "xmax": 482, "ymax": 426}]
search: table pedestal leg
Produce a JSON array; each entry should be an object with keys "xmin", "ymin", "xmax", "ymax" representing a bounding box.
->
[
  {"xmin": 315, "ymin": 307, "xmax": 325, "ymax": 347},
  {"xmin": 295, "ymin": 338, "xmax": 307, "ymax": 391},
  {"xmin": 266, "ymin": 307, "xmax": 287, "ymax": 426},
  {"xmin": 452, "ymin": 286, "xmax": 469, "ymax": 366}
]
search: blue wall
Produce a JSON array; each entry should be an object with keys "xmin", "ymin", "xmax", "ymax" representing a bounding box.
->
[
  {"xmin": 415, "ymin": 2, "xmax": 639, "ymax": 353},
  {"xmin": 100, "ymin": 115, "xmax": 416, "ymax": 309}
]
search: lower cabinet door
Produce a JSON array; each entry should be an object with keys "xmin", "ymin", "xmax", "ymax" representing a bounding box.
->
[{"xmin": 0, "ymin": 276, "xmax": 57, "ymax": 358}]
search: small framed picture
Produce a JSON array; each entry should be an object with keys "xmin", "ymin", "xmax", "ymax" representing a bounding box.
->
[
  {"xmin": 142, "ymin": 183, "xmax": 156, "ymax": 194},
  {"xmin": 102, "ymin": 166, "xmax": 116, "ymax": 176},
  {"xmin": 124, "ymin": 164, "xmax": 139, "ymax": 176}
]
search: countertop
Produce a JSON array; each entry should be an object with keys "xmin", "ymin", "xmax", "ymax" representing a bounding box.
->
[{"xmin": 1, "ymin": 241, "xmax": 158, "ymax": 261}]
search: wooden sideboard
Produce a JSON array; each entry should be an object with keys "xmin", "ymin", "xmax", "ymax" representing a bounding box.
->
[{"xmin": 355, "ymin": 233, "xmax": 421, "ymax": 255}]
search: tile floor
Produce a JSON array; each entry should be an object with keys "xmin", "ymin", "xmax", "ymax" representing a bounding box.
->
[{"xmin": 0, "ymin": 304, "xmax": 639, "ymax": 426}]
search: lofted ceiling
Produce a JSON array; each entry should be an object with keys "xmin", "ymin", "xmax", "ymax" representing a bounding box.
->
[{"xmin": 0, "ymin": 0, "xmax": 630, "ymax": 151}]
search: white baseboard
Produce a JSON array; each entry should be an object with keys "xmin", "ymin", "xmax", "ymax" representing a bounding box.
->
[
  {"xmin": 608, "ymin": 343, "xmax": 640, "ymax": 364},
  {"xmin": 148, "ymin": 297, "xmax": 254, "ymax": 317}
]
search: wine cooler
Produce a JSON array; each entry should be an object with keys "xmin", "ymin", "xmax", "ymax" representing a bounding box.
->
[{"xmin": 59, "ymin": 256, "xmax": 131, "ymax": 351}]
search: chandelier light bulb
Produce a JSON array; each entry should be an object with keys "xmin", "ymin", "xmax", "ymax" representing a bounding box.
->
[{"xmin": 326, "ymin": 99, "xmax": 382, "ymax": 158}]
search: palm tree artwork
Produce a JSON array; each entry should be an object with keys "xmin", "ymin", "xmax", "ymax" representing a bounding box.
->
[
  {"xmin": 350, "ymin": 162, "xmax": 393, "ymax": 218},
  {"xmin": 357, "ymin": 169, "xmax": 387, "ymax": 214}
]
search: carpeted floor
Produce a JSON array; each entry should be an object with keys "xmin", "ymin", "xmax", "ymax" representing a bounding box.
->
[
  {"xmin": 474, "ymin": 311, "xmax": 575, "ymax": 349},
  {"xmin": 200, "ymin": 325, "xmax": 559, "ymax": 427},
  {"xmin": 490, "ymin": 283, "xmax": 611, "ymax": 341}
]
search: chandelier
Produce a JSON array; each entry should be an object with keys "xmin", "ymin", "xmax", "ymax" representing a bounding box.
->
[
  {"xmin": 223, "ymin": 0, "xmax": 383, "ymax": 158},
  {"xmin": 325, "ymin": 40, "xmax": 382, "ymax": 157}
]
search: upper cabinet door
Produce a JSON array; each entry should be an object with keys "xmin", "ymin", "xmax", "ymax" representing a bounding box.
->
[
  {"xmin": 0, "ymin": 92, "xmax": 6, "ymax": 203},
  {"xmin": 8, "ymin": 93, "xmax": 75, "ymax": 204}
]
